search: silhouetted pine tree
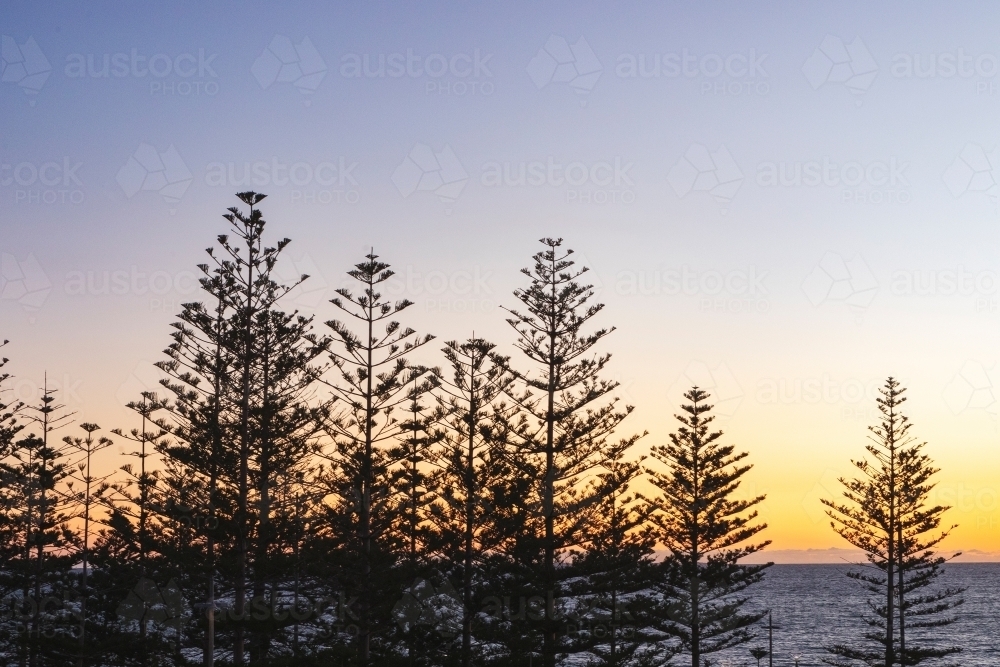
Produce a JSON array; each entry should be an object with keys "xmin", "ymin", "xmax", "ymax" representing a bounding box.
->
[
  {"xmin": 567, "ymin": 441, "xmax": 658, "ymax": 667},
  {"xmin": 645, "ymin": 387, "xmax": 770, "ymax": 667},
  {"xmin": 0, "ymin": 341, "xmax": 26, "ymax": 666},
  {"xmin": 7, "ymin": 381, "xmax": 80, "ymax": 666},
  {"xmin": 822, "ymin": 378, "xmax": 962, "ymax": 667},
  {"xmin": 425, "ymin": 337, "xmax": 516, "ymax": 667},
  {"xmin": 0, "ymin": 340, "xmax": 22, "ymax": 453},
  {"xmin": 313, "ymin": 250, "xmax": 433, "ymax": 665},
  {"xmin": 100, "ymin": 394, "xmax": 170, "ymax": 666},
  {"xmin": 895, "ymin": 442, "xmax": 964, "ymax": 666},
  {"xmin": 62, "ymin": 422, "xmax": 114, "ymax": 667},
  {"xmin": 153, "ymin": 191, "xmax": 330, "ymax": 664},
  {"xmin": 500, "ymin": 238, "xmax": 640, "ymax": 667}
]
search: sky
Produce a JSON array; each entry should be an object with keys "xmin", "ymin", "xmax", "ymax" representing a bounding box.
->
[{"xmin": 1, "ymin": 1, "xmax": 998, "ymax": 558}]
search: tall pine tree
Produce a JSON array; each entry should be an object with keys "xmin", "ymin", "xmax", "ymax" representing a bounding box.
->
[
  {"xmin": 313, "ymin": 250, "xmax": 433, "ymax": 664},
  {"xmin": 500, "ymin": 238, "xmax": 640, "ymax": 667}
]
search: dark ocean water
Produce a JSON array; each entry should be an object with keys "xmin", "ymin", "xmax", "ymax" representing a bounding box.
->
[{"xmin": 709, "ymin": 564, "xmax": 1000, "ymax": 667}]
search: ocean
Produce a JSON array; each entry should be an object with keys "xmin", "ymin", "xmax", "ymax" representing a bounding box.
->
[{"xmin": 709, "ymin": 564, "xmax": 1000, "ymax": 666}]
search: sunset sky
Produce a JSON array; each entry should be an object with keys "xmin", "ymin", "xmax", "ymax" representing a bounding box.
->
[{"xmin": 2, "ymin": 1, "xmax": 998, "ymax": 558}]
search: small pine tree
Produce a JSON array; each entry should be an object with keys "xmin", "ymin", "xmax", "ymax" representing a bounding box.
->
[
  {"xmin": 646, "ymin": 387, "xmax": 770, "ymax": 667},
  {"xmin": 822, "ymin": 378, "xmax": 963, "ymax": 667},
  {"xmin": 14, "ymin": 380, "xmax": 79, "ymax": 666},
  {"xmin": 63, "ymin": 423, "xmax": 114, "ymax": 667}
]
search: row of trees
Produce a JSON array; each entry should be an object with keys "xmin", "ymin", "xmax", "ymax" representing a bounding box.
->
[{"xmin": 0, "ymin": 193, "xmax": 962, "ymax": 667}]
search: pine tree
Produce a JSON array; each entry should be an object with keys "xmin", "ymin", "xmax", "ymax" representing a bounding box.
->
[
  {"xmin": 0, "ymin": 340, "xmax": 22, "ymax": 453},
  {"xmin": 646, "ymin": 387, "xmax": 770, "ymax": 667},
  {"xmin": 894, "ymin": 442, "xmax": 964, "ymax": 666},
  {"xmin": 152, "ymin": 191, "xmax": 330, "ymax": 664},
  {"xmin": 103, "ymin": 394, "xmax": 170, "ymax": 666},
  {"xmin": 313, "ymin": 250, "xmax": 433, "ymax": 664},
  {"xmin": 63, "ymin": 423, "xmax": 114, "ymax": 667},
  {"xmin": 0, "ymin": 341, "xmax": 27, "ymax": 665},
  {"xmin": 9, "ymin": 380, "xmax": 79, "ymax": 666},
  {"xmin": 822, "ymin": 378, "xmax": 962, "ymax": 666},
  {"xmin": 566, "ymin": 441, "xmax": 656, "ymax": 667},
  {"xmin": 500, "ymin": 238, "xmax": 639, "ymax": 667},
  {"xmin": 427, "ymin": 337, "xmax": 515, "ymax": 667}
]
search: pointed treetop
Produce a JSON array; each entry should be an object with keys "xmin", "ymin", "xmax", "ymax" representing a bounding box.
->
[{"xmin": 236, "ymin": 191, "xmax": 267, "ymax": 206}]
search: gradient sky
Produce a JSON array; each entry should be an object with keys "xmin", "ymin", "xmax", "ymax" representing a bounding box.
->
[{"xmin": 1, "ymin": 1, "xmax": 998, "ymax": 557}]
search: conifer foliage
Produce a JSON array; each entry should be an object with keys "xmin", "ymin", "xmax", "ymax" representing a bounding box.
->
[
  {"xmin": 646, "ymin": 387, "xmax": 771, "ymax": 667},
  {"xmin": 0, "ymin": 199, "xmax": 968, "ymax": 667},
  {"xmin": 823, "ymin": 378, "xmax": 963, "ymax": 667}
]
